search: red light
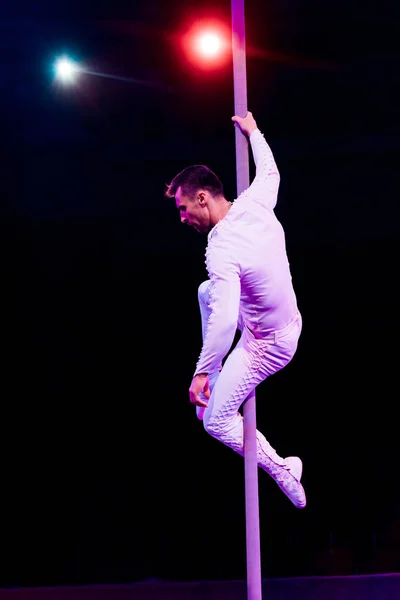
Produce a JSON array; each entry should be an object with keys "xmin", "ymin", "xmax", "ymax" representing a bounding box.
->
[
  {"xmin": 197, "ymin": 32, "xmax": 223, "ymax": 57},
  {"xmin": 182, "ymin": 21, "xmax": 231, "ymax": 70}
]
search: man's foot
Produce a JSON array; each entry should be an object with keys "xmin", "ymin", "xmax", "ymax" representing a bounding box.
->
[
  {"xmin": 286, "ymin": 456, "xmax": 303, "ymax": 481},
  {"xmin": 274, "ymin": 457, "xmax": 306, "ymax": 509}
]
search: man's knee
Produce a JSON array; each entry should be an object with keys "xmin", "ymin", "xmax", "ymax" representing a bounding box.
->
[
  {"xmin": 204, "ymin": 406, "xmax": 242, "ymax": 440},
  {"xmin": 196, "ymin": 406, "xmax": 206, "ymax": 421},
  {"xmin": 198, "ymin": 280, "xmax": 211, "ymax": 305},
  {"xmin": 203, "ymin": 411, "xmax": 218, "ymax": 437},
  {"xmin": 203, "ymin": 410, "xmax": 226, "ymax": 439}
]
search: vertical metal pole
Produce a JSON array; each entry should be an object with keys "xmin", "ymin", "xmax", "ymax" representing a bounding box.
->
[
  {"xmin": 242, "ymin": 389, "xmax": 262, "ymax": 600},
  {"xmin": 231, "ymin": 2, "xmax": 262, "ymax": 599},
  {"xmin": 231, "ymin": 0, "xmax": 250, "ymax": 194}
]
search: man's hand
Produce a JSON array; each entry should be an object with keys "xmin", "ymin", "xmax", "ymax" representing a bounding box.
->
[
  {"xmin": 232, "ymin": 111, "xmax": 258, "ymax": 137},
  {"xmin": 189, "ymin": 374, "xmax": 211, "ymax": 408}
]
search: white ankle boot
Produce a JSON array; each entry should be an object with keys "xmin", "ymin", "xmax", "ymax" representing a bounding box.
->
[{"xmin": 257, "ymin": 437, "xmax": 306, "ymax": 509}]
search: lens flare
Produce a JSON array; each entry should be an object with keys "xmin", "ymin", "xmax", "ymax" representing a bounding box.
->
[
  {"xmin": 55, "ymin": 57, "xmax": 79, "ymax": 83},
  {"xmin": 197, "ymin": 32, "xmax": 223, "ymax": 57}
]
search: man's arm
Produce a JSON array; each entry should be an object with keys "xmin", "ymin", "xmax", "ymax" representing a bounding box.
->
[
  {"xmin": 193, "ymin": 245, "xmax": 240, "ymax": 377},
  {"xmin": 232, "ymin": 111, "xmax": 280, "ymax": 210}
]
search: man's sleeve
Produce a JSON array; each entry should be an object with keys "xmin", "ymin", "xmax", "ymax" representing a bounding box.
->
[
  {"xmin": 241, "ymin": 128, "xmax": 280, "ymax": 210},
  {"xmin": 194, "ymin": 243, "xmax": 240, "ymax": 377}
]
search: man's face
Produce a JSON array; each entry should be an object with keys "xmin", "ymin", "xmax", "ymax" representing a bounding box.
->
[{"xmin": 175, "ymin": 186, "xmax": 210, "ymax": 234}]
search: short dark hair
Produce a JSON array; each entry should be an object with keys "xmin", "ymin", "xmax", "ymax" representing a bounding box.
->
[{"xmin": 165, "ymin": 165, "xmax": 224, "ymax": 200}]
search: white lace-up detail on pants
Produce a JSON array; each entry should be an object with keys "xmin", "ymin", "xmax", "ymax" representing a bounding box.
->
[{"xmin": 197, "ymin": 280, "xmax": 306, "ymax": 509}]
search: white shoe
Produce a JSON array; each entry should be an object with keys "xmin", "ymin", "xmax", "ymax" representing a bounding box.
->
[
  {"xmin": 257, "ymin": 439, "xmax": 306, "ymax": 509},
  {"xmin": 274, "ymin": 457, "xmax": 306, "ymax": 509},
  {"xmin": 285, "ymin": 456, "xmax": 303, "ymax": 482}
]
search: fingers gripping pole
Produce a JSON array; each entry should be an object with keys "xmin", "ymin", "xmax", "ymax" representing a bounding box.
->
[{"xmin": 231, "ymin": 1, "xmax": 262, "ymax": 599}]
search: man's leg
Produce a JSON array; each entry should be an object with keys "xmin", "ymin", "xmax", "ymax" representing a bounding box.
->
[{"xmin": 202, "ymin": 320, "xmax": 306, "ymax": 508}]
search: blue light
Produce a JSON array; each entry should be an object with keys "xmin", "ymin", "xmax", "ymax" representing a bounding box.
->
[{"xmin": 54, "ymin": 57, "xmax": 79, "ymax": 83}]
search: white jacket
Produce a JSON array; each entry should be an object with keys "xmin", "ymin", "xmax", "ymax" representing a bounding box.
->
[{"xmin": 194, "ymin": 128, "xmax": 298, "ymax": 376}]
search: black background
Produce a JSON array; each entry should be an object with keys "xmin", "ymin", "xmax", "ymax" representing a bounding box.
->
[{"xmin": 1, "ymin": 0, "xmax": 400, "ymax": 588}]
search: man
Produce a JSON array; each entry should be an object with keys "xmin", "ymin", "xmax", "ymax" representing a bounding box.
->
[{"xmin": 165, "ymin": 111, "xmax": 306, "ymax": 508}]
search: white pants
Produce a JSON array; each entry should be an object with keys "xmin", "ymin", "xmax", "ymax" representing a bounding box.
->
[{"xmin": 197, "ymin": 280, "xmax": 302, "ymax": 469}]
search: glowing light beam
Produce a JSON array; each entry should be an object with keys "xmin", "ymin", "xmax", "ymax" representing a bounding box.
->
[
  {"xmin": 55, "ymin": 57, "xmax": 79, "ymax": 83},
  {"xmin": 197, "ymin": 32, "xmax": 223, "ymax": 57},
  {"xmin": 53, "ymin": 56, "xmax": 166, "ymax": 90},
  {"xmin": 182, "ymin": 21, "xmax": 231, "ymax": 70}
]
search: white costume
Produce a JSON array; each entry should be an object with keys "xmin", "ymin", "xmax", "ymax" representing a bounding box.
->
[{"xmin": 194, "ymin": 129, "xmax": 306, "ymax": 508}]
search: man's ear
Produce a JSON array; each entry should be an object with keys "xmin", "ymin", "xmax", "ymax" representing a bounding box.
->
[{"xmin": 198, "ymin": 191, "xmax": 206, "ymax": 205}]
